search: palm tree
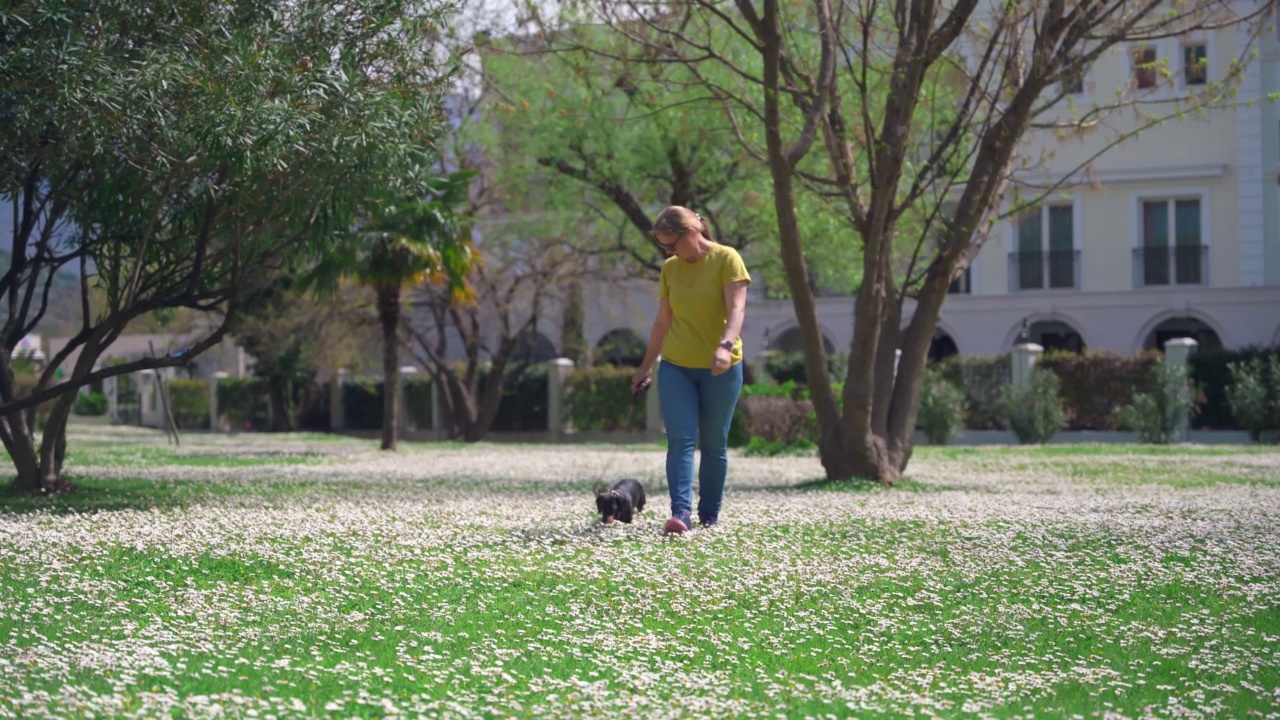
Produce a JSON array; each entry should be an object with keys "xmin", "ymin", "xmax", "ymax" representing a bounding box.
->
[{"xmin": 308, "ymin": 171, "xmax": 475, "ymax": 450}]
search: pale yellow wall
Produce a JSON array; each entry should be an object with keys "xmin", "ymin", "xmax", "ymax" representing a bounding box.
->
[
  {"xmin": 969, "ymin": 20, "xmax": 1245, "ymax": 296},
  {"xmin": 972, "ymin": 174, "xmax": 1238, "ymax": 295}
]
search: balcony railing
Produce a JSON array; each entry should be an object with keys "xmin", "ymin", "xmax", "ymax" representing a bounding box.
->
[
  {"xmin": 1008, "ymin": 250, "xmax": 1080, "ymax": 292},
  {"xmin": 1132, "ymin": 245, "xmax": 1208, "ymax": 288}
]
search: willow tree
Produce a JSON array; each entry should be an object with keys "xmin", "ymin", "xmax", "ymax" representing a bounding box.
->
[
  {"xmin": 0, "ymin": 0, "xmax": 464, "ymax": 491},
  {"xmin": 550, "ymin": 0, "xmax": 1273, "ymax": 482}
]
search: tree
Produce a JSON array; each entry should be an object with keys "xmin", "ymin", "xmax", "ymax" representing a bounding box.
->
[
  {"xmin": 0, "ymin": 0, "xmax": 463, "ymax": 491},
  {"xmin": 232, "ymin": 278, "xmax": 373, "ymax": 432},
  {"xmin": 305, "ymin": 173, "xmax": 476, "ymax": 450},
  {"xmin": 470, "ymin": 20, "xmax": 826, "ymax": 291},
  {"xmin": 550, "ymin": 0, "xmax": 1273, "ymax": 482},
  {"xmin": 404, "ymin": 221, "xmax": 573, "ymax": 441}
]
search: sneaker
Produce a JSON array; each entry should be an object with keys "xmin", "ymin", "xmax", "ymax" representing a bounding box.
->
[
  {"xmin": 698, "ymin": 514, "xmax": 718, "ymax": 529},
  {"xmin": 663, "ymin": 516, "xmax": 690, "ymax": 535}
]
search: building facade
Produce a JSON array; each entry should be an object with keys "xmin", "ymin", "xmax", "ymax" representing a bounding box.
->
[{"xmin": 554, "ymin": 8, "xmax": 1280, "ymax": 367}]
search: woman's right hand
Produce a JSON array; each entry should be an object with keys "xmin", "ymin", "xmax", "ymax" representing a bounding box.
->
[{"xmin": 631, "ymin": 366, "xmax": 652, "ymax": 395}]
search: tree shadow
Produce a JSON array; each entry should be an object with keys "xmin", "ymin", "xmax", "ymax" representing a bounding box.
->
[{"xmin": 1, "ymin": 476, "xmax": 225, "ymax": 516}]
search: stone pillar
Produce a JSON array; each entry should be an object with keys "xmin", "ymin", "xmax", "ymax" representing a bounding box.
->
[
  {"xmin": 1011, "ymin": 343, "xmax": 1044, "ymax": 389},
  {"xmin": 209, "ymin": 371, "xmax": 229, "ymax": 431},
  {"xmin": 398, "ymin": 366, "xmax": 417, "ymax": 432},
  {"xmin": 104, "ymin": 376, "xmax": 118, "ymax": 423},
  {"xmin": 431, "ymin": 376, "xmax": 445, "ymax": 441},
  {"xmin": 330, "ymin": 369, "xmax": 349, "ymax": 432},
  {"xmin": 1164, "ymin": 337, "xmax": 1199, "ymax": 442},
  {"xmin": 546, "ymin": 357, "xmax": 575, "ymax": 443},
  {"xmin": 646, "ymin": 362, "xmax": 663, "ymax": 442}
]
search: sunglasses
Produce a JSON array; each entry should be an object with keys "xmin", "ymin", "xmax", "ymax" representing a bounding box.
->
[{"xmin": 651, "ymin": 227, "xmax": 691, "ymax": 251}]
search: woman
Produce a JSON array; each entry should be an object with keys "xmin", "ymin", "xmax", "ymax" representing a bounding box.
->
[{"xmin": 631, "ymin": 206, "xmax": 751, "ymax": 534}]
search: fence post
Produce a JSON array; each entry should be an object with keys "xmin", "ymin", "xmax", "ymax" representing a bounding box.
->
[
  {"xmin": 646, "ymin": 357, "xmax": 664, "ymax": 442},
  {"xmin": 330, "ymin": 369, "xmax": 349, "ymax": 432},
  {"xmin": 398, "ymin": 366, "xmax": 417, "ymax": 433},
  {"xmin": 209, "ymin": 371, "xmax": 228, "ymax": 431},
  {"xmin": 1011, "ymin": 343, "xmax": 1044, "ymax": 389},
  {"xmin": 547, "ymin": 357, "xmax": 575, "ymax": 443},
  {"xmin": 105, "ymin": 376, "xmax": 118, "ymax": 423},
  {"xmin": 431, "ymin": 376, "xmax": 445, "ymax": 441},
  {"xmin": 1163, "ymin": 337, "xmax": 1198, "ymax": 442}
]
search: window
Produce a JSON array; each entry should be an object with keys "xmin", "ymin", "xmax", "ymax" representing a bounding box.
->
[
  {"xmin": 1136, "ymin": 198, "xmax": 1206, "ymax": 287},
  {"xmin": 1183, "ymin": 43, "xmax": 1207, "ymax": 86},
  {"xmin": 1060, "ymin": 53, "xmax": 1086, "ymax": 95},
  {"xmin": 1131, "ymin": 46, "xmax": 1158, "ymax": 90},
  {"xmin": 1010, "ymin": 204, "xmax": 1076, "ymax": 291},
  {"xmin": 1061, "ymin": 67, "xmax": 1085, "ymax": 95},
  {"xmin": 930, "ymin": 202, "xmax": 972, "ymax": 295}
]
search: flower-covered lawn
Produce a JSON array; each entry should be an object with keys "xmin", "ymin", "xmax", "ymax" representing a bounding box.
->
[{"xmin": 1, "ymin": 425, "xmax": 1278, "ymax": 718}]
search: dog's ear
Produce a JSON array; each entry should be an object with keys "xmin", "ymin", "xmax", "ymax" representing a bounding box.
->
[{"xmin": 595, "ymin": 485, "xmax": 609, "ymax": 496}]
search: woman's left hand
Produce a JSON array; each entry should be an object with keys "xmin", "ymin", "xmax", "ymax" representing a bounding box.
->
[{"xmin": 711, "ymin": 346, "xmax": 732, "ymax": 376}]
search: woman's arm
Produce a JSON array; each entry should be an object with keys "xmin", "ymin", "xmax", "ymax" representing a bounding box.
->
[
  {"xmin": 720, "ymin": 280, "xmax": 749, "ymax": 346},
  {"xmin": 711, "ymin": 280, "xmax": 749, "ymax": 376},
  {"xmin": 632, "ymin": 297, "xmax": 673, "ymax": 391}
]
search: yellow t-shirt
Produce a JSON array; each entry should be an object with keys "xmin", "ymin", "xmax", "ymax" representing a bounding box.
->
[{"xmin": 659, "ymin": 243, "xmax": 751, "ymax": 369}]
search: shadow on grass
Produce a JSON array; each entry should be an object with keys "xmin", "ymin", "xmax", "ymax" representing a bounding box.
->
[
  {"xmin": 747, "ymin": 476, "xmax": 952, "ymax": 493},
  {"xmin": 0, "ymin": 476, "xmax": 216, "ymax": 516}
]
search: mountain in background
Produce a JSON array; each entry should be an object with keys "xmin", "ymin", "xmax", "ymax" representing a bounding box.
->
[{"xmin": 0, "ymin": 249, "xmax": 83, "ymax": 340}]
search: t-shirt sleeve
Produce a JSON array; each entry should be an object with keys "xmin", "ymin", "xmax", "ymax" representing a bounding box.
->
[
  {"xmin": 659, "ymin": 264, "xmax": 671, "ymax": 299},
  {"xmin": 721, "ymin": 248, "xmax": 751, "ymax": 286}
]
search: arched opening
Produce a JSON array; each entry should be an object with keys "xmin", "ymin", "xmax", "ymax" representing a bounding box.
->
[
  {"xmin": 1143, "ymin": 316, "xmax": 1223, "ymax": 353},
  {"xmin": 1015, "ymin": 319, "xmax": 1086, "ymax": 353},
  {"xmin": 511, "ymin": 331, "xmax": 558, "ymax": 363},
  {"xmin": 594, "ymin": 328, "xmax": 646, "ymax": 367},
  {"xmin": 928, "ymin": 330, "xmax": 959, "ymax": 362},
  {"xmin": 770, "ymin": 326, "xmax": 835, "ymax": 354}
]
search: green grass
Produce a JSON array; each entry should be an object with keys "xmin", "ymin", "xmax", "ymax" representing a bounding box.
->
[{"xmin": 1, "ymin": 432, "xmax": 1277, "ymax": 718}]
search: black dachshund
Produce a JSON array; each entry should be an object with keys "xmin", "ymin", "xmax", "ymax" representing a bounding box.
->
[{"xmin": 596, "ymin": 478, "xmax": 646, "ymax": 524}]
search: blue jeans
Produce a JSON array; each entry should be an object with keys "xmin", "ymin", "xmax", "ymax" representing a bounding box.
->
[{"xmin": 658, "ymin": 360, "xmax": 744, "ymax": 524}]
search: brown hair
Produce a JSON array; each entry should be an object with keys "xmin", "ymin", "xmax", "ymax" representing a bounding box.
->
[{"xmin": 651, "ymin": 206, "xmax": 713, "ymax": 242}]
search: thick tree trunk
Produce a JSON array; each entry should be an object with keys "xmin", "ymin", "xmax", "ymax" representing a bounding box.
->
[
  {"xmin": 1, "ymin": 355, "xmax": 42, "ymax": 492},
  {"xmin": 3, "ymin": 418, "xmax": 41, "ymax": 493},
  {"xmin": 751, "ymin": 0, "xmax": 849, "ymax": 476},
  {"xmin": 37, "ymin": 394, "xmax": 76, "ymax": 491},
  {"xmin": 377, "ymin": 281, "xmax": 402, "ymax": 451}
]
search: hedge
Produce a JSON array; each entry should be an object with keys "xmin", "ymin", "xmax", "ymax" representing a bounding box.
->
[
  {"xmin": 1036, "ymin": 350, "xmax": 1161, "ymax": 430},
  {"xmin": 933, "ymin": 353, "xmax": 1011, "ymax": 430},
  {"xmin": 565, "ymin": 365, "xmax": 646, "ymax": 432},
  {"xmin": 1189, "ymin": 345, "xmax": 1280, "ymax": 430},
  {"xmin": 216, "ymin": 378, "xmax": 269, "ymax": 431},
  {"xmin": 167, "ymin": 379, "xmax": 209, "ymax": 430}
]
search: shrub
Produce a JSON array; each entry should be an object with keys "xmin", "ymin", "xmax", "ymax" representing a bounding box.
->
[
  {"xmin": 761, "ymin": 351, "xmax": 847, "ymax": 386},
  {"xmin": 490, "ymin": 364, "xmax": 548, "ymax": 432},
  {"xmin": 1037, "ymin": 350, "xmax": 1162, "ymax": 430},
  {"xmin": 167, "ymin": 379, "xmax": 209, "ymax": 429},
  {"xmin": 1115, "ymin": 363, "xmax": 1200, "ymax": 444},
  {"xmin": 729, "ymin": 382, "xmax": 801, "ymax": 447},
  {"xmin": 742, "ymin": 436, "xmax": 816, "ymax": 457},
  {"xmin": 342, "ymin": 380, "xmax": 383, "ymax": 430},
  {"xmin": 934, "ymin": 353, "xmax": 1011, "ymax": 430},
  {"xmin": 1190, "ymin": 345, "xmax": 1280, "ymax": 430},
  {"xmin": 916, "ymin": 369, "xmax": 966, "ymax": 445},
  {"xmin": 217, "ymin": 377, "xmax": 269, "ymax": 431},
  {"xmin": 74, "ymin": 391, "xmax": 108, "ymax": 416},
  {"xmin": 1224, "ymin": 355, "xmax": 1280, "ymax": 443},
  {"xmin": 1000, "ymin": 368, "xmax": 1066, "ymax": 444},
  {"xmin": 565, "ymin": 365, "xmax": 645, "ymax": 432},
  {"xmin": 736, "ymin": 394, "xmax": 815, "ymax": 446},
  {"xmin": 403, "ymin": 376, "xmax": 433, "ymax": 430}
]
